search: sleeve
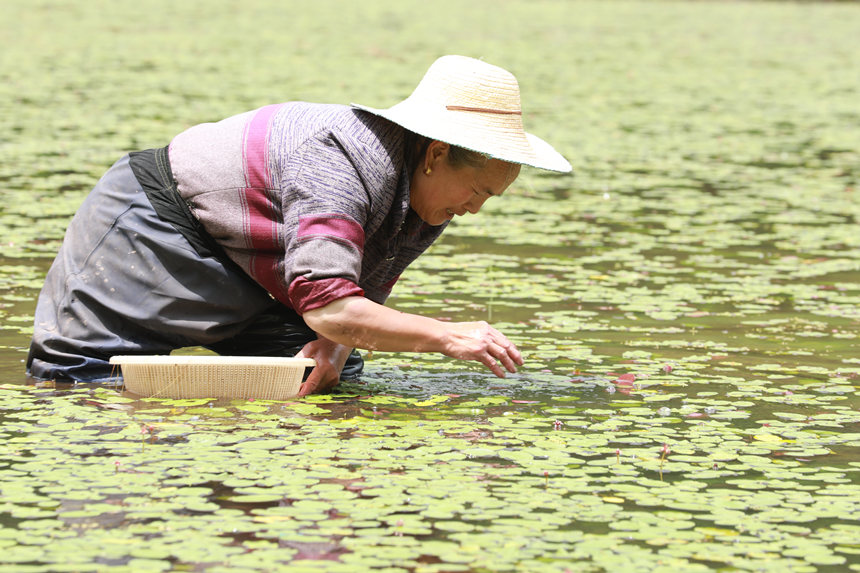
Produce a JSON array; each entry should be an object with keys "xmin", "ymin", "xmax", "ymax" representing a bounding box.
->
[{"xmin": 281, "ymin": 130, "xmax": 393, "ymax": 315}]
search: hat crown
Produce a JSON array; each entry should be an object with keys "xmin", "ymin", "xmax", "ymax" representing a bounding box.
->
[
  {"xmin": 351, "ymin": 55, "xmax": 572, "ymax": 173},
  {"xmin": 411, "ymin": 55, "xmax": 522, "ymax": 114}
]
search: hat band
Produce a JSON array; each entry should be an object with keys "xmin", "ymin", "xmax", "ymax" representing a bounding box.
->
[{"xmin": 446, "ymin": 105, "xmax": 522, "ymax": 115}]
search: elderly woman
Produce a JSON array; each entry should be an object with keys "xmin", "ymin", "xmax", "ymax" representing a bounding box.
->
[{"xmin": 27, "ymin": 55, "xmax": 571, "ymax": 395}]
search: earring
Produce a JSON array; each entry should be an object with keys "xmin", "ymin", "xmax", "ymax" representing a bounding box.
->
[{"xmin": 424, "ymin": 167, "xmax": 432, "ymax": 175}]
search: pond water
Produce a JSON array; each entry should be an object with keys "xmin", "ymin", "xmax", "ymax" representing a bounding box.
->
[{"xmin": 1, "ymin": 0, "xmax": 859, "ymax": 571}]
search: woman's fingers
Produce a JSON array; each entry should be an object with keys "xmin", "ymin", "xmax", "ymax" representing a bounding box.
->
[
  {"xmin": 487, "ymin": 340, "xmax": 522, "ymax": 376},
  {"xmin": 481, "ymin": 355, "xmax": 506, "ymax": 378},
  {"xmin": 298, "ymin": 365, "xmax": 337, "ymax": 396},
  {"xmin": 297, "ymin": 366, "xmax": 321, "ymax": 397},
  {"xmin": 488, "ymin": 327, "xmax": 523, "ymax": 369},
  {"xmin": 462, "ymin": 322, "xmax": 523, "ymax": 378},
  {"xmin": 494, "ymin": 343, "xmax": 520, "ymax": 374},
  {"xmin": 295, "ymin": 340, "xmax": 346, "ymax": 396}
]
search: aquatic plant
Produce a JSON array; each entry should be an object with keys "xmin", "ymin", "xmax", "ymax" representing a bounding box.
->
[{"xmin": 1, "ymin": 0, "xmax": 858, "ymax": 570}]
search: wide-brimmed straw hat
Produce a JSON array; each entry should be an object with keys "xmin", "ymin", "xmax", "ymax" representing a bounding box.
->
[{"xmin": 352, "ymin": 55, "xmax": 572, "ymax": 173}]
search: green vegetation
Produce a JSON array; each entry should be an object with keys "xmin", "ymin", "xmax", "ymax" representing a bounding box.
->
[{"xmin": 1, "ymin": 0, "xmax": 858, "ymax": 571}]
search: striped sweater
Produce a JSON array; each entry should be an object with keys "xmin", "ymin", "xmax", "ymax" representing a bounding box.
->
[{"xmin": 168, "ymin": 103, "xmax": 447, "ymax": 314}]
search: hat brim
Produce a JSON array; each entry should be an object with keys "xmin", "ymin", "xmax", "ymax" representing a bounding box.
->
[{"xmin": 351, "ymin": 103, "xmax": 572, "ymax": 173}]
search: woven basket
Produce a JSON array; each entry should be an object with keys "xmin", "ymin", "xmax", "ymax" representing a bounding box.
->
[{"xmin": 109, "ymin": 355, "xmax": 317, "ymax": 400}]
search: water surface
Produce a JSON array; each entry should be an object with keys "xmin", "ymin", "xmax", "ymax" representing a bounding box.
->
[{"xmin": 1, "ymin": 1, "xmax": 858, "ymax": 571}]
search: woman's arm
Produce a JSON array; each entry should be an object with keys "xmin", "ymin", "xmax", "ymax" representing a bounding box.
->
[{"xmin": 303, "ymin": 295, "xmax": 523, "ymax": 379}]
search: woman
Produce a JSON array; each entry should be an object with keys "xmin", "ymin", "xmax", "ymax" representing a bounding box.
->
[{"xmin": 27, "ymin": 55, "xmax": 571, "ymax": 396}]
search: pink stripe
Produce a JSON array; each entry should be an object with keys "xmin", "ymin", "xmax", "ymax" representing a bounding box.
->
[
  {"xmin": 249, "ymin": 234, "xmax": 283, "ymax": 302},
  {"xmin": 240, "ymin": 105, "xmax": 283, "ymax": 296},
  {"xmin": 249, "ymin": 252, "xmax": 291, "ymax": 306},
  {"xmin": 297, "ymin": 215, "xmax": 365, "ymax": 251},
  {"xmin": 288, "ymin": 277, "xmax": 365, "ymax": 315},
  {"xmin": 242, "ymin": 104, "xmax": 280, "ymax": 190},
  {"xmin": 244, "ymin": 189, "xmax": 280, "ymax": 250},
  {"xmin": 241, "ymin": 105, "xmax": 281, "ymax": 250}
]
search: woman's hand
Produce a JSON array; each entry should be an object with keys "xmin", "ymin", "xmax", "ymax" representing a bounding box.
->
[
  {"xmin": 296, "ymin": 337, "xmax": 354, "ymax": 396},
  {"xmin": 439, "ymin": 321, "xmax": 523, "ymax": 378},
  {"xmin": 303, "ymin": 297, "xmax": 524, "ymax": 380}
]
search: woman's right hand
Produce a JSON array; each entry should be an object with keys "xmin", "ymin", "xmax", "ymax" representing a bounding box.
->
[{"xmin": 439, "ymin": 321, "xmax": 523, "ymax": 378}]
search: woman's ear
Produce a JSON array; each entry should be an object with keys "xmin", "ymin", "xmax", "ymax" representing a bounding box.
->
[{"xmin": 424, "ymin": 141, "xmax": 449, "ymax": 171}]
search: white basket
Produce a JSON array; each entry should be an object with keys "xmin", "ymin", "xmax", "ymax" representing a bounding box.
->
[{"xmin": 109, "ymin": 355, "xmax": 317, "ymax": 400}]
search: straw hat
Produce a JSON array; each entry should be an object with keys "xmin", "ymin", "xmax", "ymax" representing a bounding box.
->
[{"xmin": 352, "ymin": 55, "xmax": 572, "ymax": 173}]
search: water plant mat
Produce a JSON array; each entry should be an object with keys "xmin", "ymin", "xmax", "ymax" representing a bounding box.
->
[{"xmin": 1, "ymin": 0, "xmax": 859, "ymax": 571}]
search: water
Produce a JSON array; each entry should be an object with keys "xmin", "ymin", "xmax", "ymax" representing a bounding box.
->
[{"xmin": 1, "ymin": 1, "xmax": 858, "ymax": 571}]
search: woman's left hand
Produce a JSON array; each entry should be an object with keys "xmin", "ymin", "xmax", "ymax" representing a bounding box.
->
[{"xmin": 296, "ymin": 338, "xmax": 354, "ymax": 396}]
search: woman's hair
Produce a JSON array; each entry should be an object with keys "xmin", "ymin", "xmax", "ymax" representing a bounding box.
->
[
  {"xmin": 448, "ymin": 145, "xmax": 489, "ymax": 169},
  {"xmin": 404, "ymin": 131, "xmax": 489, "ymax": 175}
]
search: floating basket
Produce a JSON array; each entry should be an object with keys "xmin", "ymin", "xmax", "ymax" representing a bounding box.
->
[{"xmin": 109, "ymin": 355, "xmax": 317, "ymax": 400}]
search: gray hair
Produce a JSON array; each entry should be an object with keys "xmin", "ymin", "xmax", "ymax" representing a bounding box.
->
[
  {"xmin": 404, "ymin": 131, "xmax": 499, "ymax": 172},
  {"xmin": 446, "ymin": 145, "xmax": 489, "ymax": 169}
]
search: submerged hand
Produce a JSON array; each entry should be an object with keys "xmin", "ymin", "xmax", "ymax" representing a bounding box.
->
[
  {"xmin": 441, "ymin": 321, "xmax": 523, "ymax": 378},
  {"xmin": 296, "ymin": 338, "xmax": 353, "ymax": 397}
]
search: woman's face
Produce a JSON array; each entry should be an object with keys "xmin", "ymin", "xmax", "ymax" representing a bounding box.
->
[{"xmin": 410, "ymin": 142, "xmax": 520, "ymax": 226}]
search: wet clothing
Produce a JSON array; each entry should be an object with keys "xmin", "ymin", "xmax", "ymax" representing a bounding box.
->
[{"xmin": 27, "ymin": 104, "xmax": 447, "ymax": 382}]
